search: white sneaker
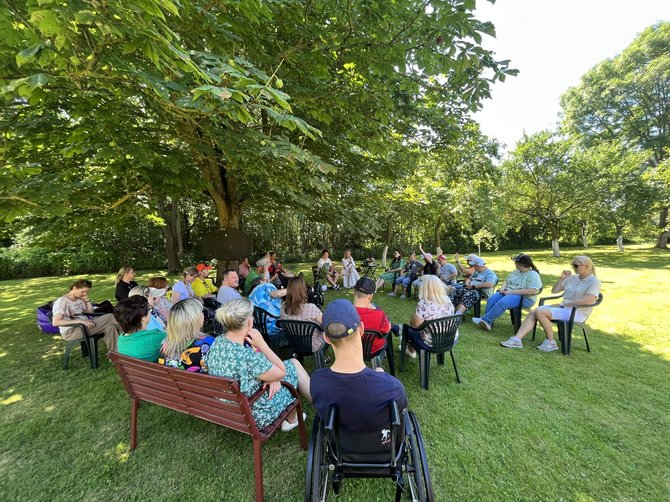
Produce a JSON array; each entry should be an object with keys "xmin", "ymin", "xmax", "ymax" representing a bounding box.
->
[
  {"xmin": 400, "ymin": 294, "xmax": 407, "ymax": 299},
  {"xmin": 388, "ymin": 292, "xmax": 397, "ymax": 297},
  {"xmin": 405, "ymin": 346, "xmax": 417, "ymax": 359},
  {"xmin": 500, "ymin": 336, "xmax": 523, "ymax": 348},
  {"xmin": 538, "ymin": 340, "xmax": 559, "ymax": 352},
  {"xmin": 472, "ymin": 317, "xmax": 481, "ymax": 325},
  {"xmin": 281, "ymin": 413, "xmax": 306, "ymax": 432}
]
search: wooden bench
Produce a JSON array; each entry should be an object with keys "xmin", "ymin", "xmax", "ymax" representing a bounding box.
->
[{"xmin": 109, "ymin": 352, "xmax": 307, "ymax": 501}]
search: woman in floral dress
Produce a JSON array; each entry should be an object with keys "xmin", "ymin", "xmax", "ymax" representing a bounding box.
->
[{"xmin": 206, "ymin": 298, "xmax": 311, "ymax": 431}]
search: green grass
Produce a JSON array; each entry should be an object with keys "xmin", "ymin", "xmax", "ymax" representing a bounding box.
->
[{"xmin": 1, "ymin": 244, "xmax": 668, "ymax": 501}]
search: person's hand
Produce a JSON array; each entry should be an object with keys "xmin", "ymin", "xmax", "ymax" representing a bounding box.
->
[
  {"xmin": 560, "ymin": 270, "xmax": 572, "ymax": 279},
  {"xmin": 419, "ymin": 243, "xmax": 424, "ymax": 251},
  {"xmin": 245, "ymin": 328, "xmax": 266, "ymax": 348},
  {"xmin": 79, "ymin": 320, "xmax": 95, "ymax": 329},
  {"xmin": 502, "ymin": 289, "xmax": 510, "ymax": 295},
  {"xmin": 264, "ymin": 380, "xmax": 282, "ymax": 399},
  {"xmin": 454, "ymin": 253, "xmax": 460, "ymax": 262}
]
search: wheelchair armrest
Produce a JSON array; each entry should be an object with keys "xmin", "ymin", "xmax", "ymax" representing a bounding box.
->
[
  {"xmin": 390, "ymin": 401, "xmax": 400, "ymax": 428},
  {"xmin": 325, "ymin": 405, "xmax": 337, "ymax": 432}
]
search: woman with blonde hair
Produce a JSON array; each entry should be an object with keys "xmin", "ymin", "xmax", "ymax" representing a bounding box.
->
[
  {"xmin": 207, "ymin": 298, "xmax": 311, "ymax": 432},
  {"xmin": 501, "ymin": 255, "xmax": 601, "ymax": 352},
  {"xmin": 404, "ymin": 275, "xmax": 457, "ymax": 357},
  {"xmin": 341, "ymin": 250, "xmax": 360, "ymax": 289},
  {"xmin": 114, "ymin": 266, "xmax": 138, "ymax": 301},
  {"xmin": 158, "ymin": 298, "xmax": 214, "ymax": 372}
]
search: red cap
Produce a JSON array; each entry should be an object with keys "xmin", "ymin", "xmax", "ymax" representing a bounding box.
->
[{"xmin": 196, "ymin": 263, "xmax": 212, "ymax": 273}]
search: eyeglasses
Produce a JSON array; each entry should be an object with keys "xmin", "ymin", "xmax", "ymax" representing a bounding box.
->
[{"xmin": 572, "ymin": 263, "xmax": 582, "ymax": 268}]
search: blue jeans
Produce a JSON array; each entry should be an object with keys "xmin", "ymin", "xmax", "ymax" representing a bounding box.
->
[{"xmin": 481, "ymin": 292, "xmax": 535, "ymax": 325}]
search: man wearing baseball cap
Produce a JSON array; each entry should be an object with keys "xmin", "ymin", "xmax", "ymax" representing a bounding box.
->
[
  {"xmin": 352, "ymin": 278, "xmax": 400, "ymax": 355},
  {"xmin": 448, "ymin": 257, "xmax": 497, "ymax": 313},
  {"xmin": 193, "ymin": 263, "xmax": 218, "ymax": 300},
  {"xmin": 310, "ymin": 299, "xmax": 408, "ymax": 432}
]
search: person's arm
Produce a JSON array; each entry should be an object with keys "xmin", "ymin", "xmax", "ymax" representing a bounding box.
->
[
  {"xmin": 52, "ymin": 313, "xmax": 95, "ymax": 329},
  {"xmin": 552, "ymin": 271, "xmax": 571, "ymax": 294},
  {"xmin": 246, "ymin": 328, "xmax": 286, "ymax": 380},
  {"xmin": 270, "ymin": 288, "xmax": 287, "ymax": 298},
  {"xmin": 410, "ymin": 313, "xmax": 423, "ymax": 328},
  {"xmin": 454, "ymin": 254, "xmax": 469, "ymax": 275}
]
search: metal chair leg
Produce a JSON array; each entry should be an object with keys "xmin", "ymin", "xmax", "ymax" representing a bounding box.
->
[
  {"xmin": 400, "ymin": 326, "xmax": 408, "ymax": 372},
  {"xmin": 582, "ymin": 327, "xmax": 591, "ymax": 352}
]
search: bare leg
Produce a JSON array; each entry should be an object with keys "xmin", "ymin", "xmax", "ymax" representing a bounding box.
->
[
  {"xmin": 291, "ymin": 358, "xmax": 312, "ymax": 403},
  {"xmin": 456, "ymin": 304, "xmax": 466, "ymax": 313},
  {"xmin": 326, "ymin": 275, "xmax": 337, "ymax": 287},
  {"xmin": 535, "ymin": 309, "xmax": 555, "ymax": 341},
  {"xmin": 375, "ymin": 278, "xmax": 384, "ymax": 290}
]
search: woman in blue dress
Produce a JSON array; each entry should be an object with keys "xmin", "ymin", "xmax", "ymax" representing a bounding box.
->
[{"xmin": 206, "ymin": 298, "xmax": 311, "ymax": 431}]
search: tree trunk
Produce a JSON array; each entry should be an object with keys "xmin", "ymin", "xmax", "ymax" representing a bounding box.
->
[
  {"xmin": 157, "ymin": 200, "xmax": 181, "ymax": 273},
  {"xmin": 550, "ymin": 224, "xmax": 561, "ymax": 257},
  {"xmin": 656, "ymin": 207, "xmax": 668, "ymax": 249},
  {"xmin": 201, "ymin": 156, "xmax": 242, "ymax": 229},
  {"xmin": 381, "ymin": 246, "xmax": 388, "ymax": 268},
  {"xmin": 173, "ymin": 201, "xmax": 183, "ymax": 255},
  {"xmin": 385, "ymin": 217, "xmax": 393, "ymax": 248},
  {"xmin": 580, "ymin": 220, "xmax": 588, "ymax": 248},
  {"xmin": 615, "ymin": 224, "xmax": 624, "ymax": 252}
]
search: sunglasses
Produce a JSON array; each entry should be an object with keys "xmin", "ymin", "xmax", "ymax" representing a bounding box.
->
[{"xmin": 572, "ymin": 263, "xmax": 582, "ymax": 268}]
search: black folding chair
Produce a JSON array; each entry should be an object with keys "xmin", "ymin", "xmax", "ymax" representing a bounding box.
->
[{"xmin": 252, "ymin": 306, "xmax": 284, "ymax": 352}]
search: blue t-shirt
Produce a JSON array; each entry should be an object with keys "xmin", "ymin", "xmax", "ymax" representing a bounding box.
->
[
  {"xmin": 471, "ymin": 268, "xmax": 498, "ymax": 297},
  {"xmin": 172, "ymin": 280, "xmax": 194, "ymax": 300},
  {"xmin": 310, "ymin": 367, "xmax": 408, "ymax": 432},
  {"xmin": 217, "ymin": 285, "xmax": 241, "ymax": 305}
]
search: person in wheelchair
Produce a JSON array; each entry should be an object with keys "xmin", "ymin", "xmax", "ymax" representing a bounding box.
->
[
  {"xmin": 311, "ymin": 299, "xmax": 408, "ymax": 430},
  {"xmin": 307, "ymin": 299, "xmax": 433, "ymax": 501}
]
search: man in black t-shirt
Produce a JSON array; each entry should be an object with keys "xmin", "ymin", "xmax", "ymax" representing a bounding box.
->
[{"xmin": 310, "ymin": 299, "xmax": 408, "ymax": 432}]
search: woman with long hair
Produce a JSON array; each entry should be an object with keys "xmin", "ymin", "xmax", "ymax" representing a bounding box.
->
[
  {"xmin": 207, "ymin": 298, "xmax": 311, "ymax": 431},
  {"xmin": 171, "ymin": 266, "xmax": 202, "ymax": 303},
  {"xmin": 473, "ymin": 253, "xmax": 542, "ymax": 331},
  {"xmin": 158, "ymin": 298, "xmax": 214, "ymax": 372},
  {"xmin": 341, "ymin": 250, "xmax": 361, "ymax": 289},
  {"xmin": 280, "ymin": 276, "xmax": 324, "ymax": 351},
  {"xmin": 114, "ymin": 296, "xmax": 165, "ymax": 362},
  {"xmin": 404, "ymin": 275, "xmax": 457, "ymax": 358},
  {"xmin": 501, "ymin": 255, "xmax": 601, "ymax": 352},
  {"xmin": 114, "ymin": 266, "xmax": 138, "ymax": 301},
  {"xmin": 375, "ymin": 250, "xmax": 405, "ymax": 290}
]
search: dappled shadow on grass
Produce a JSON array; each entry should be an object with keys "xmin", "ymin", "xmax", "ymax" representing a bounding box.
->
[{"xmin": 1, "ymin": 259, "xmax": 669, "ymax": 501}]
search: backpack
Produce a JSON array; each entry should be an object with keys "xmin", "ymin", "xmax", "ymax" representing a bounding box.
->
[{"xmin": 307, "ymin": 281, "xmax": 325, "ymax": 309}]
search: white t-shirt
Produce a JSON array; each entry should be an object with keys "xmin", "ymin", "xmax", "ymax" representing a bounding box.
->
[
  {"xmin": 562, "ymin": 274, "xmax": 601, "ymax": 318},
  {"xmin": 317, "ymin": 258, "xmax": 332, "ymax": 270},
  {"xmin": 52, "ymin": 296, "xmax": 88, "ymax": 335}
]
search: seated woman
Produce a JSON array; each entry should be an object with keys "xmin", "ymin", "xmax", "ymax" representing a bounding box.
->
[
  {"xmin": 280, "ymin": 276, "xmax": 325, "ymax": 352},
  {"xmin": 501, "ymin": 255, "xmax": 601, "ymax": 352},
  {"xmin": 375, "ymin": 250, "xmax": 405, "ymax": 291},
  {"xmin": 473, "ymin": 253, "xmax": 542, "ymax": 331},
  {"xmin": 411, "ymin": 243, "xmax": 440, "ymax": 292},
  {"xmin": 341, "ymin": 250, "xmax": 361, "ymax": 289},
  {"xmin": 114, "ymin": 296, "xmax": 165, "ymax": 362},
  {"xmin": 115, "ymin": 266, "xmax": 138, "ymax": 302},
  {"xmin": 52, "ymin": 279, "xmax": 120, "ymax": 353},
  {"xmin": 158, "ymin": 298, "xmax": 215, "ymax": 372},
  {"xmin": 317, "ymin": 249, "xmax": 341, "ymax": 290},
  {"xmin": 404, "ymin": 275, "xmax": 457, "ymax": 358},
  {"xmin": 248, "ymin": 279, "xmax": 287, "ymax": 337},
  {"xmin": 148, "ymin": 276, "xmax": 172, "ymax": 324},
  {"xmin": 172, "ymin": 266, "xmax": 203, "ymax": 303},
  {"xmin": 388, "ymin": 252, "xmax": 423, "ymax": 298},
  {"xmin": 448, "ymin": 257, "xmax": 497, "ymax": 313},
  {"xmin": 129, "ymin": 286, "xmax": 166, "ymax": 331},
  {"xmin": 454, "ymin": 253, "xmax": 478, "ymax": 279},
  {"xmin": 207, "ymin": 298, "xmax": 312, "ymax": 431}
]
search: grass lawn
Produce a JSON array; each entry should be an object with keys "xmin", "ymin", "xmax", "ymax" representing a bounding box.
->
[{"xmin": 1, "ymin": 244, "xmax": 668, "ymax": 501}]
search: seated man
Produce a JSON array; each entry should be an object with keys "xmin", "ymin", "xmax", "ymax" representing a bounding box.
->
[
  {"xmin": 216, "ymin": 269, "xmax": 242, "ymax": 305},
  {"xmin": 449, "ymin": 257, "xmax": 497, "ymax": 313},
  {"xmin": 52, "ymin": 279, "xmax": 121, "ymax": 354},
  {"xmin": 311, "ymin": 299, "xmax": 408, "ymax": 432},
  {"xmin": 317, "ymin": 249, "xmax": 341, "ymax": 290},
  {"xmin": 352, "ymin": 278, "xmax": 399, "ymax": 355},
  {"xmin": 243, "ymin": 258, "xmax": 268, "ymax": 296},
  {"xmin": 388, "ymin": 252, "xmax": 423, "ymax": 299},
  {"xmin": 454, "ymin": 253, "xmax": 478, "ymax": 279},
  {"xmin": 192, "ymin": 263, "xmax": 218, "ymax": 300},
  {"xmin": 437, "ymin": 254, "xmax": 458, "ymax": 286}
]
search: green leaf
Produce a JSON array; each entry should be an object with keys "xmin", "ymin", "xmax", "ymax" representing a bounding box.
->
[
  {"xmin": 29, "ymin": 10, "xmax": 62, "ymax": 37},
  {"xmin": 16, "ymin": 44, "xmax": 42, "ymax": 67}
]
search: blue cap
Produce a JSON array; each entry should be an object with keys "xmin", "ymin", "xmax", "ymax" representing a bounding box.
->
[{"xmin": 322, "ymin": 299, "xmax": 360, "ymax": 339}]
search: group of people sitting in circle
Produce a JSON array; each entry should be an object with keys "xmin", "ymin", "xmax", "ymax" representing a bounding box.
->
[{"xmin": 51, "ymin": 248, "xmax": 600, "ymax": 433}]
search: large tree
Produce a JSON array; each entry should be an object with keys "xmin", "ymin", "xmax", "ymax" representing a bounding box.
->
[
  {"xmin": 561, "ymin": 22, "xmax": 670, "ymax": 248},
  {"xmin": 1, "ymin": 0, "xmax": 516, "ymax": 236}
]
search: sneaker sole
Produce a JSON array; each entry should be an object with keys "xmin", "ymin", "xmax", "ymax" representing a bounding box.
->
[
  {"xmin": 478, "ymin": 321, "xmax": 491, "ymax": 331},
  {"xmin": 538, "ymin": 345, "xmax": 559, "ymax": 352},
  {"xmin": 500, "ymin": 343, "xmax": 523, "ymax": 349}
]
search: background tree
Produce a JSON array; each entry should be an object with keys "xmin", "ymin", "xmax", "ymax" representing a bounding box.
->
[{"xmin": 561, "ymin": 22, "xmax": 670, "ymax": 249}]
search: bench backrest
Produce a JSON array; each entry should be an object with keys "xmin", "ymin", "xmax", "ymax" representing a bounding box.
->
[{"xmin": 109, "ymin": 352, "xmax": 261, "ymax": 438}]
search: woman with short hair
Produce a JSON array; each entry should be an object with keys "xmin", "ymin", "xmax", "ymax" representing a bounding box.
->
[
  {"xmin": 501, "ymin": 255, "xmax": 601, "ymax": 352},
  {"xmin": 207, "ymin": 298, "xmax": 311, "ymax": 432},
  {"xmin": 473, "ymin": 253, "xmax": 542, "ymax": 331},
  {"xmin": 114, "ymin": 296, "xmax": 165, "ymax": 362},
  {"xmin": 158, "ymin": 298, "xmax": 214, "ymax": 372}
]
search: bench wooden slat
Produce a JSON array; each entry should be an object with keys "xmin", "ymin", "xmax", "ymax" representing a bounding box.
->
[{"xmin": 175, "ymin": 380, "xmax": 241, "ymax": 401}]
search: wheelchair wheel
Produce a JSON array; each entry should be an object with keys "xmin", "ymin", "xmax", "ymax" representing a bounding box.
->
[
  {"xmin": 404, "ymin": 411, "xmax": 434, "ymax": 501},
  {"xmin": 305, "ymin": 416, "xmax": 331, "ymax": 502}
]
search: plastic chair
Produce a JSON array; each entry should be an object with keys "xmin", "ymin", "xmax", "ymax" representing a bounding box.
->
[
  {"xmin": 362, "ymin": 330, "xmax": 395, "ymax": 376},
  {"xmin": 507, "ymin": 286, "xmax": 544, "ymax": 334},
  {"xmin": 532, "ymin": 293, "xmax": 604, "ymax": 355},
  {"xmin": 252, "ymin": 306, "xmax": 284, "ymax": 352},
  {"xmin": 276, "ymin": 319, "xmax": 327, "ymax": 369},
  {"xmin": 400, "ymin": 314, "xmax": 463, "ymax": 390}
]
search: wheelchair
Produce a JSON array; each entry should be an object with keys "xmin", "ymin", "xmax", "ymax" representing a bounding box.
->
[{"xmin": 305, "ymin": 401, "xmax": 434, "ymax": 501}]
